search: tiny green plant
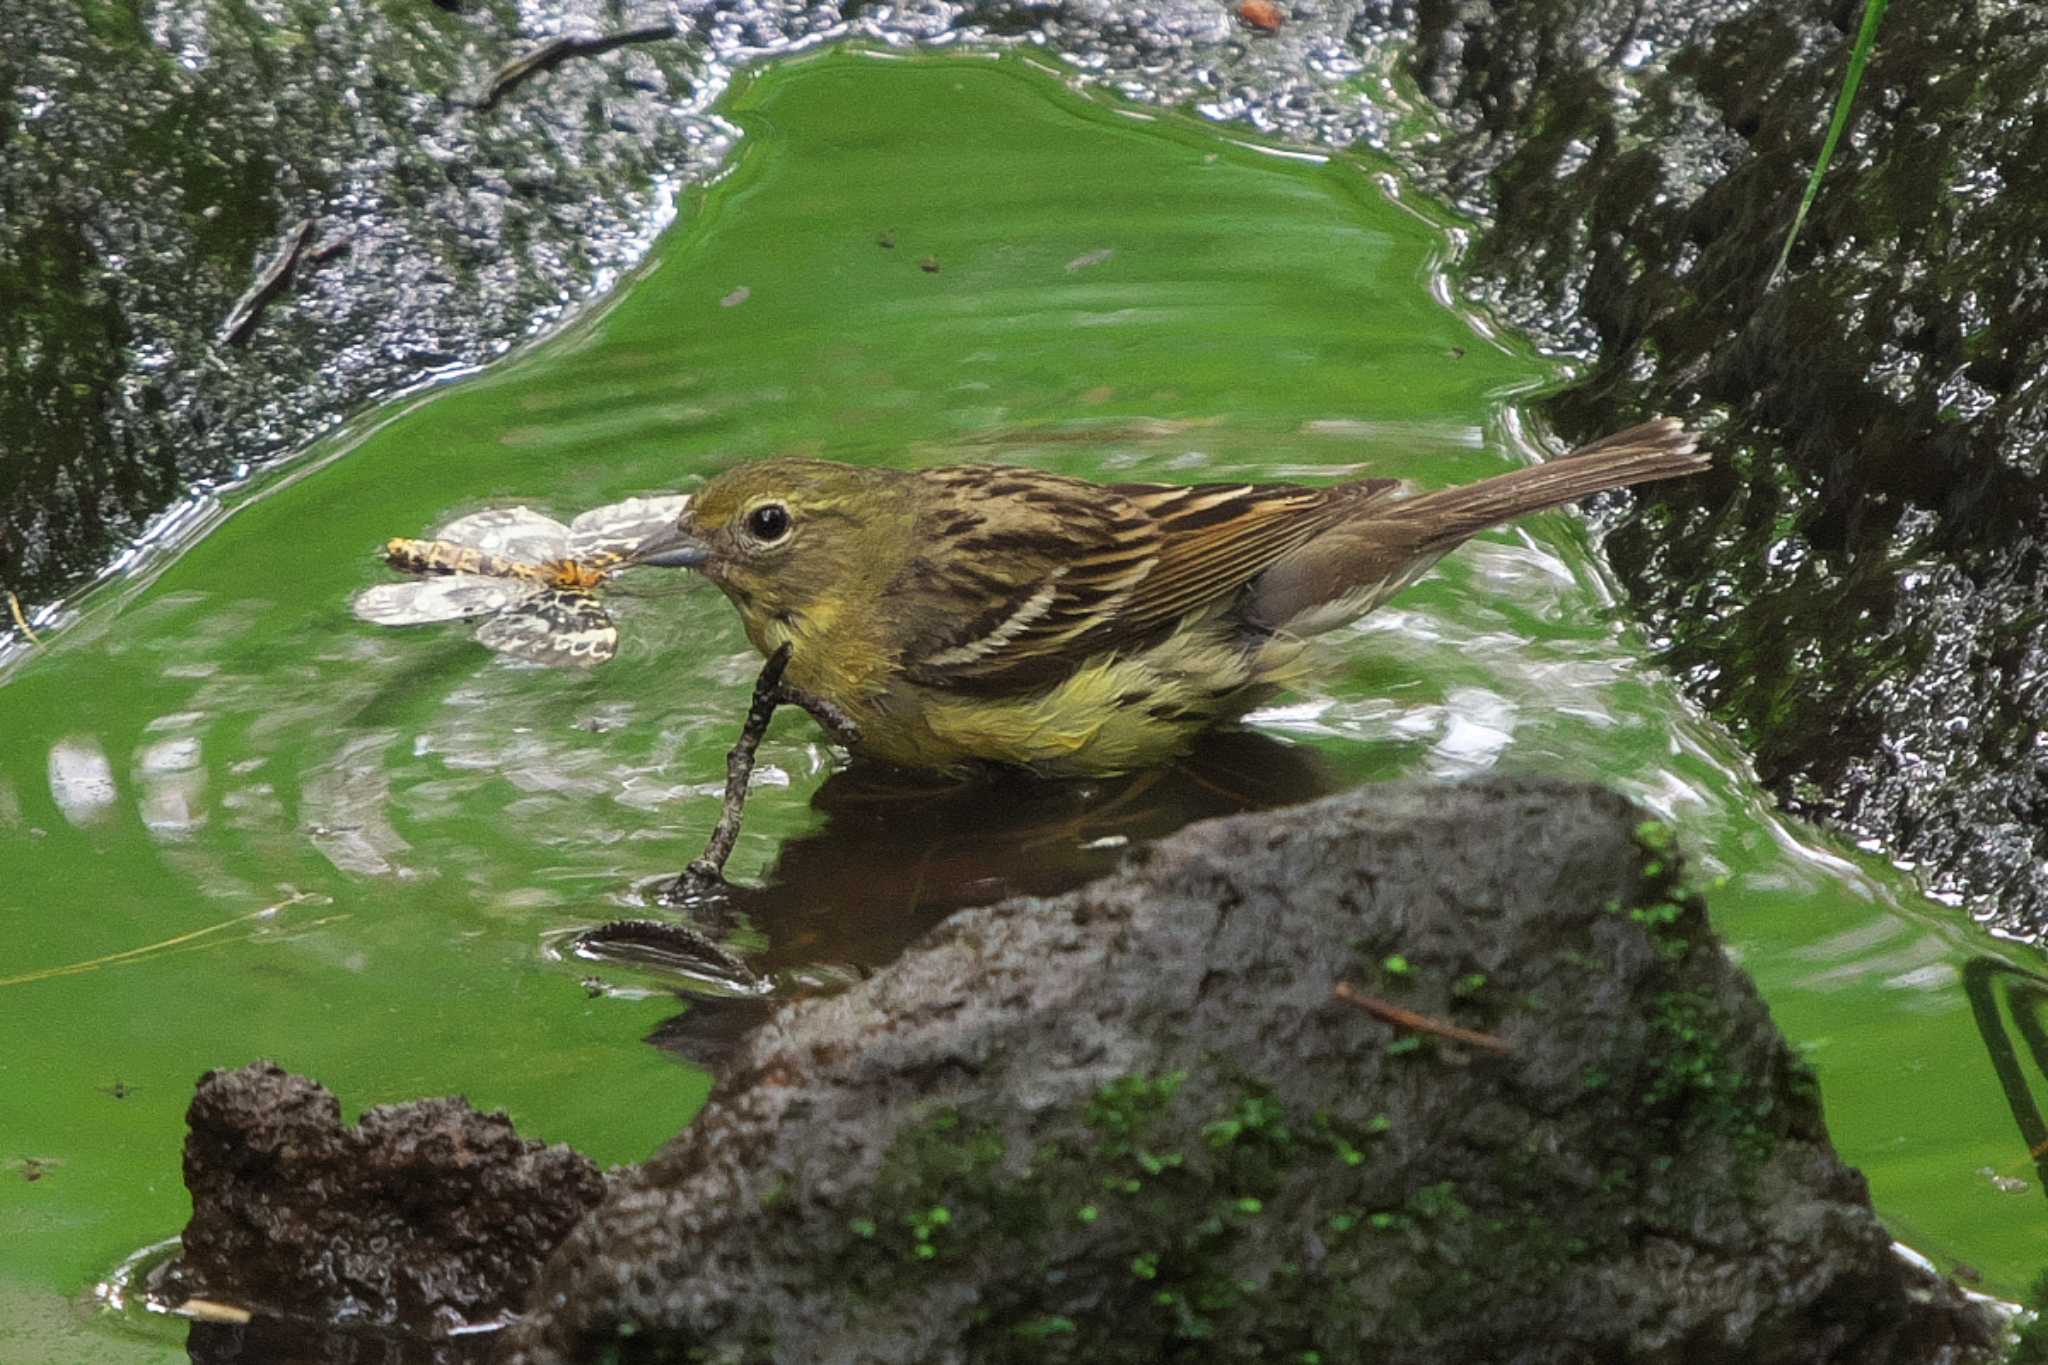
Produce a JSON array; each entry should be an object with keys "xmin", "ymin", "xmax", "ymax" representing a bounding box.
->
[{"xmin": 1769, "ymin": 0, "xmax": 1890, "ymax": 285}]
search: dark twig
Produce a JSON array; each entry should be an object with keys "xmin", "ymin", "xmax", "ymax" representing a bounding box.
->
[
  {"xmin": 479, "ymin": 23, "xmax": 678, "ymax": 110},
  {"xmin": 217, "ymin": 217, "xmax": 316, "ymax": 346},
  {"xmin": 1333, "ymin": 981, "xmax": 1512, "ymax": 1055}
]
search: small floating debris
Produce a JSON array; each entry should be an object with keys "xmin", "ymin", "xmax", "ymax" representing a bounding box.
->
[
  {"xmin": 1065, "ymin": 247, "xmax": 1115, "ymax": 273},
  {"xmin": 720, "ymin": 285, "xmax": 750, "ymax": 308},
  {"xmin": 217, "ymin": 217, "xmax": 315, "ymax": 347},
  {"xmin": 1978, "ymin": 1166, "xmax": 2029, "ymax": 1195},
  {"xmin": 479, "ymin": 22, "xmax": 679, "ymax": 111},
  {"xmin": 877, "ymin": 229, "xmax": 896, "ymax": 249},
  {"xmin": 172, "ymin": 1298, "xmax": 255, "ymax": 1326},
  {"xmin": 919, "ymin": 255, "xmax": 941, "ymax": 274},
  {"xmin": 1237, "ymin": 1, "xmax": 1285, "ymax": 32},
  {"xmin": 6, "ymin": 590, "xmax": 42, "ymax": 647},
  {"xmin": 351, "ymin": 495, "xmax": 687, "ymax": 667}
]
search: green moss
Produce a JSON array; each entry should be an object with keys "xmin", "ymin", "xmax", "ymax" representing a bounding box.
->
[
  {"xmin": 1013, "ymin": 1315, "xmax": 1077, "ymax": 1339},
  {"xmin": 1640, "ymin": 988, "xmax": 1778, "ymax": 1170},
  {"xmin": 1632, "ymin": 819, "xmax": 1677, "ymax": 853}
]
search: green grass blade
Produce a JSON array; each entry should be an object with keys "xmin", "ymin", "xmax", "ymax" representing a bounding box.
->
[{"xmin": 1769, "ymin": 0, "xmax": 1890, "ymax": 286}]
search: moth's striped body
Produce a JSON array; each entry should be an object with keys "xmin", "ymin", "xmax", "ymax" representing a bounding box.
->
[
  {"xmin": 382, "ymin": 537, "xmax": 618, "ymax": 590},
  {"xmin": 636, "ymin": 420, "xmax": 1707, "ymax": 775},
  {"xmin": 353, "ymin": 498, "xmax": 686, "ymax": 668}
]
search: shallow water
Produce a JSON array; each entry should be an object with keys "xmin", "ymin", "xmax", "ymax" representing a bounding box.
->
[{"xmin": 1, "ymin": 49, "xmax": 2041, "ymax": 1360}]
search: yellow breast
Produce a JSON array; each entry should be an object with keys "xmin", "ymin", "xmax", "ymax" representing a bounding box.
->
[{"xmin": 854, "ymin": 621, "xmax": 1302, "ymax": 777}]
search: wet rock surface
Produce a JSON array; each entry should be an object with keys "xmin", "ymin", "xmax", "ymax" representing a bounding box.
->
[
  {"xmin": 0, "ymin": 0, "xmax": 712, "ymax": 606},
  {"xmin": 1361, "ymin": 0, "xmax": 2048, "ymax": 937},
  {"xmin": 167, "ymin": 1059, "xmax": 604, "ymax": 1347},
  {"xmin": 500, "ymin": 777, "xmax": 1998, "ymax": 1365}
]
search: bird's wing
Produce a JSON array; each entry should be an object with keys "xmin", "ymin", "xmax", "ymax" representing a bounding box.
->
[
  {"xmin": 1103, "ymin": 478, "xmax": 1397, "ymax": 636},
  {"xmin": 433, "ymin": 506, "xmax": 572, "ymax": 566},
  {"xmin": 352, "ymin": 575, "xmax": 544, "ymax": 626},
  {"xmin": 475, "ymin": 587, "xmax": 618, "ymax": 667},
  {"xmin": 892, "ymin": 467, "xmax": 1398, "ymax": 690},
  {"xmin": 567, "ymin": 495, "xmax": 692, "ymax": 563}
]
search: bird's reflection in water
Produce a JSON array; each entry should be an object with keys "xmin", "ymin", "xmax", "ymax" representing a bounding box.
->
[{"xmin": 574, "ymin": 728, "xmax": 1347, "ymax": 1065}]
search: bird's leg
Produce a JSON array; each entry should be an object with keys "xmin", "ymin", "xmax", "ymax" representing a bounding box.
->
[{"xmin": 669, "ymin": 643, "xmax": 794, "ymax": 900}]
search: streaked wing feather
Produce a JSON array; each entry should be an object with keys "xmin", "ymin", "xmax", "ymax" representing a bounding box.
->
[
  {"xmin": 900, "ymin": 468, "xmax": 1396, "ymax": 689},
  {"xmin": 1104, "ymin": 480, "xmax": 1396, "ymax": 633},
  {"xmin": 475, "ymin": 587, "xmax": 617, "ymax": 667},
  {"xmin": 894, "ymin": 468, "xmax": 1157, "ymax": 686},
  {"xmin": 352, "ymin": 576, "xmax": 543, "ymax": 626},
  {"xmin": 567, "ymin": 495, "xmax": 691, "ymax": 562},
  {"xmin": 433, "ymin": 506, "xmax": 571, "ymax": 565}
]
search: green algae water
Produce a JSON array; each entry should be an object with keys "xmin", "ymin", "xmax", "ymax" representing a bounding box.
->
[{"xmin": 1, "ymin": 48, "xmax": 2040, "ymax": 1359}]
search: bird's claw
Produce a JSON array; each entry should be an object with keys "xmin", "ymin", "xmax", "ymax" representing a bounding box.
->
[{"xmin": 664, "ymin": 859, "xmax": 732, "ymax": 905}]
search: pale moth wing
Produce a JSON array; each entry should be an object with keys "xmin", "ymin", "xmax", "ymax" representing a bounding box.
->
[
  {"xmin": 351, "ymin": 575, "xmax": 544, "ymax": 627},
  {"xmin": 432, "ymin": 506, "xmax": 573, "ymax": 565},
  {"xmin": 567, "ymin": 495, "xmax": 691, "ymax": 562},
  {"xmin": 475, "ymin": 588, "xmax": 618, "ymax": 667}
]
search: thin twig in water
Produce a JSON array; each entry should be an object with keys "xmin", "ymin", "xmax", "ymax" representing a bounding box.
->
[
  {"xmin": 479, "ymin": 23, "xmax": 678, "ymax": 110},
  {"xmin": 0, "ymin": 891, "xmax": 328, "ymax": 987},
  {"xmin": 173, "ymin": 1299, "xmax": 255, "ymax": 1325},
  {"xmin": 1333, "ymin": 981, "xmax": 1512, "ymax": 1055}
]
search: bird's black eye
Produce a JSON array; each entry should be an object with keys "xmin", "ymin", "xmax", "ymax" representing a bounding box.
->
[{"xmin": 746, "ymin": 503, "xmax": 791, "ymax": 543}]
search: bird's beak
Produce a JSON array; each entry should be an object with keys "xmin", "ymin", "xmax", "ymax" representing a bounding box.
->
[{"xmin": 631, "ymin": 523, "xmax": 712, "ymax": 569}]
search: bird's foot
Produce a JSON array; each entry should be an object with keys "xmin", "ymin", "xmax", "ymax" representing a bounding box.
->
[{"xmin": 665, "ymin": 858, "xmax": 733, "ymax": 905}]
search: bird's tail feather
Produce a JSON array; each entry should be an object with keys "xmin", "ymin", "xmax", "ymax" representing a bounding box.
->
[
  {"xmin": 1242, "ymin": 417, "xmax": 1705, "ymax": 636},
  {"xmin": 1393, "ymin": 418, "xmax": 1706, "ymax": 559}
]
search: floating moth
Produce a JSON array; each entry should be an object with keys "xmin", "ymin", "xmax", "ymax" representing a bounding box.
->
[{"xmin": 350, "ymin": 496, "xmax": 689, "ymax": 667}]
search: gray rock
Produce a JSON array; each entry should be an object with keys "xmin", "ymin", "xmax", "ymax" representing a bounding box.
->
[{"xmin": 500, "ymin": 778, "xmax": 1998, "ymax": 1365}]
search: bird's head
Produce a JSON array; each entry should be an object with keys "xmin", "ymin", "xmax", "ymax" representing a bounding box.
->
[{"xmin": 632, "ymin": 459, "xmax": 911, "ymax": 624}]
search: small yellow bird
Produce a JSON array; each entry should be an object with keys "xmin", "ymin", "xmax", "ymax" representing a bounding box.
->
[{"xmin": 634, "ymin": 419, "xmax": 1705, "ymax": 777}]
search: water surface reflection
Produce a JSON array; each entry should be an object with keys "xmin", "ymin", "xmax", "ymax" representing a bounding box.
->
[{"xmin": 579, "ymin": 729, "xmax": 1347, "ymax": 1064}]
